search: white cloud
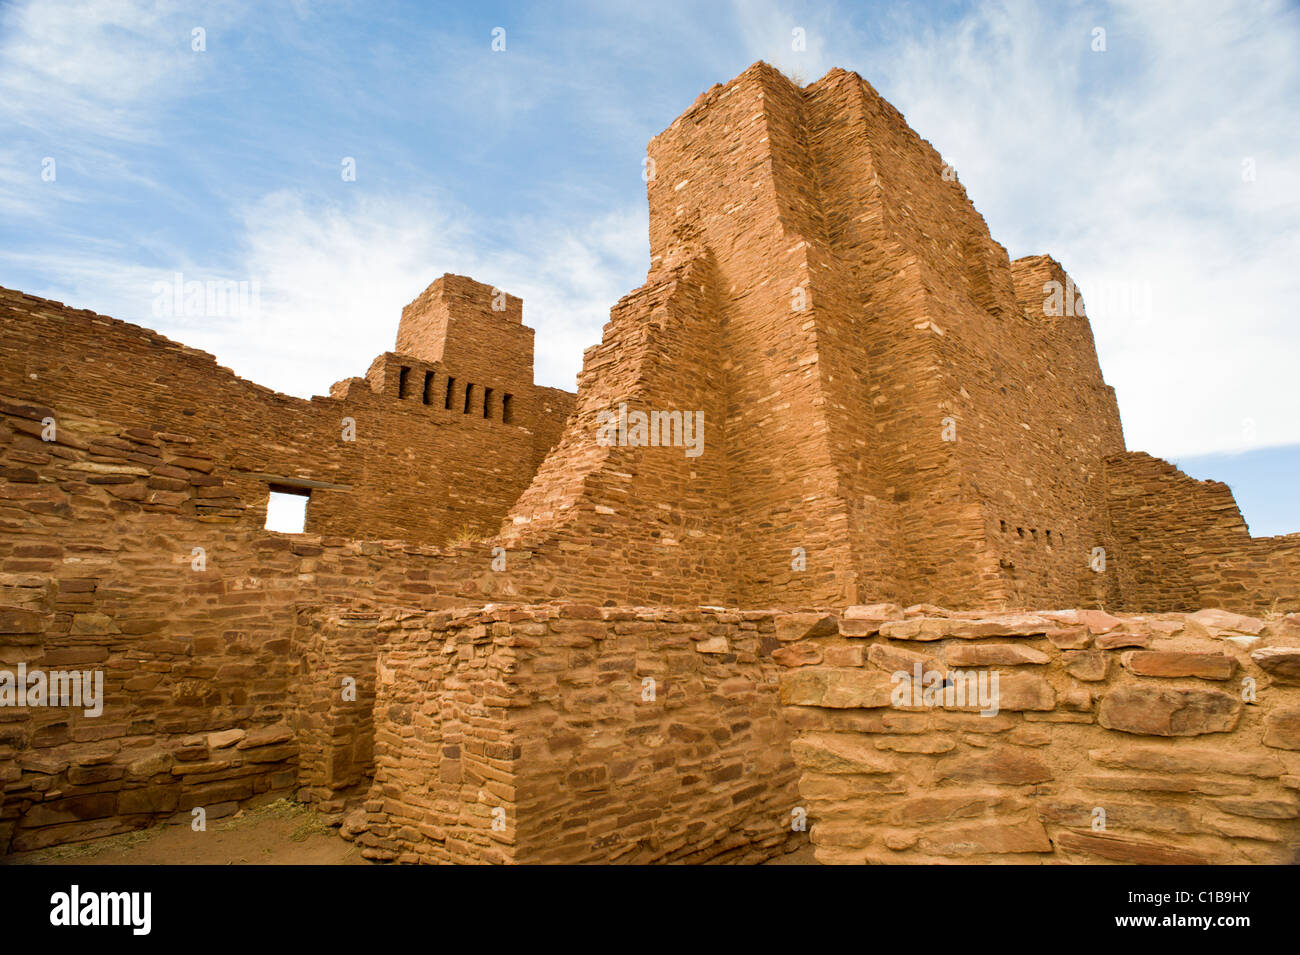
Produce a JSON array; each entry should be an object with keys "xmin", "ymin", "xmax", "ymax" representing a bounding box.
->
[
  {"xmin": 0, "ymin": 0, "xmax": 221, "ymax": 140},
  {"xmin": 2, "ymin": 188, "xmax": 648, "ymax": 399},
  {"xmin": 740, "ymin": 0, "xmax": 1300, "ymax": 457},
  {"xmin": 216, "ymin": 190, "xmax": 647, "ymax": 398}
]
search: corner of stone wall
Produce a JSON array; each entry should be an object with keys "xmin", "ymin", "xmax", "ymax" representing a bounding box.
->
[
  {"xmin": 775, "ymin": 603, "xmax": 1300, "ymax": 864},
  {"xmin": 290, "ymin": 606, "xmax": 389, "ymax": 808},
  {"xmin": 352, "ymin": 603, "xmax": 809, "ymax": 864}
]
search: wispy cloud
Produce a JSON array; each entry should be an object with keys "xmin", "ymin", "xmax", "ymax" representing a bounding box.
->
[
  {"xmin": 0, "ymin": 0, "xmax": 220, "ymax": 141},
  {"xmin": 2, "ymin": 186, "xmax": 646, "ymax": 398},
  {"xmin": 746, "ymin": 0, "xmax": 1300, "ymax": 457}
]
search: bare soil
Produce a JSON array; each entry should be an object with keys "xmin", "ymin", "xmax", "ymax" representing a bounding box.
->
[
  {"xmin": 6, "ymin": 800, "xmax": 818, "ymax": 865},
  {"xmin": 6, "ymin": 799, "xmax": 368, "ymax": 866}
]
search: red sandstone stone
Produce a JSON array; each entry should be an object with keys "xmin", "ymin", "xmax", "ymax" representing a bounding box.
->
[{"xmin": 1121, "ymin": 650, "xmax": 1237, "ymax": 680}]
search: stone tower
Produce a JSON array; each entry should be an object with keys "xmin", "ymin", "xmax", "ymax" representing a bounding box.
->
[{"xmin": 497, "ymin": 62, "xmax": 1128, "ymax": 609}]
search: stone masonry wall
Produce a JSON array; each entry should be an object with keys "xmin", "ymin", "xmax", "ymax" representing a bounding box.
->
[
  {"xmin": 1105, "ymin": 451, "xmax": 1300, "ymax": 613},
  {"xmin": 0, "ymin": 397, "xmax": 544, "ymax": 853},
  {"xmin": 774, "ymin": 602, "xmax": 1300, "ymax": 863},
  {"xmin": 496, "ymin": 254, "xmax": 738, "ymax": 606},
  {"xmin": 1190, "ymin": 536, "xmax": 1300, "ymax": 616},
  {"xmin": 352, "ymin": 604, "xmax": 803, "ymax": 864},
  {"xmin": 647, "ymin": 64, "xmax": 872, "ymax": 608},
  {"xmin": 290, "ymin": 608, "xmax": 387, "ymax": 804},
  {"xmin": 638, "ymin": 64, "xmax": 1132, "ymax": 610},
  {"xmin": 5, "ymin": 58, "xmax": 1300, "ymax": 863},
  {"xmin": 0, "ymin": 279, "xmax": 574, "ymax": 546},
  {"xmin": 4, "ymin": 64, "xmax": 1295, "ymax": 616}
]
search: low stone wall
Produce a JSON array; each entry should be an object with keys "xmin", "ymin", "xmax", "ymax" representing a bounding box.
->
[
  {"xmin": 0, "ymin": 569, "xmax": 302, "ymax": 853},
  {"xmin": 352, "ymin": 604, "xmax": 804, "ymax": 864},
  {"xmin": 777, "ymin": 604, "xmax": 1300, "ymax": 864}
]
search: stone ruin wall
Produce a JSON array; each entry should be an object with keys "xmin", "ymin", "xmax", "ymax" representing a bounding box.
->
[
  {"xmin": 774, "ymin": 603, "xmax": 1300, "ymax": 864},
  {"xmin": 0, "ymin": 278, "xmax": 574, "ymax": 547},
  {"xmin": 0, "ymin": 390, "xmax": 601, "ymax": 852},
  {"xmin": 3, "ymin": 61, "xmax": 1300, "ymax": 860},
  {"xmin": 640, "ymin": 65, "xmax": 1131, "ymax": 611},
  {"xmin": 346, "ymin": 605, "xmax": 801, "ymax": 864},
  {"xmin": 0, "ymin": 371, "xmax": 746, "ymax": 853},
  {"xmin": 1105, "ymin": 450, "xmax": 1300, "ymax": 614},
  {"xmin": 496, "ymin": 253, "xmax": 739, "ymax": 606},
  {"xmin": 3, "ymin": 64, "xmax": 1297, "ymax": 618}
]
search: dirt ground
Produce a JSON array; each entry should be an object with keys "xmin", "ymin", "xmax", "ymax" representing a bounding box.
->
[
  {"xmin": 6, "ymin": 801, "xmax": 818, "ymax": 865},
  {"xmin": 7, "ymin": 799, "xmax": 368, "ymax": 866}
]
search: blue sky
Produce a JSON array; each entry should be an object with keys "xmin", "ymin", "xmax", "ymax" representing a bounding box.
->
[{"xmin": 1, "ymin": 0, "xmax": 1297, "ymax": 535}]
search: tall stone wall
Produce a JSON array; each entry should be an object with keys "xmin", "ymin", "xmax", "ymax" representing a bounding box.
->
[
  {"xmin": 633, "ymin": 63, "xmax": 1129, "ymax": 609},
  {"xmin": 646, "ymin": 65, "xmax": 869, "ymax": 608},
  {"xmin": 3, "ymin": 64, "xmax": 1295, "ymax": 615},
  {"xmin": 497, "ymin": 254, "xmax": 738, "ymax": 606},
  {"xmin": 352, "ymin": 604, "xmax": 803, "ymax": 864},
  {"xmin": 775, "ymin": 603, "xmax": 1300, "ymax": 864},
  {"xmin": 290, "ymin": 609, "xmax": 387, "ymax": 804},
  {"xmin": 4, "ymin": 58, "xmax": 1300, "ymax": 863}
]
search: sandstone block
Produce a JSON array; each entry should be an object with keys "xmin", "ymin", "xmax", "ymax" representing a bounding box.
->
[
  {"xmin": 1213, "ymin": 797, "xmax": 1300, "ymax": 819},
  {"xmin": 1088, "ymin": 746, "xmax": 1283, "ymax": 777},
  {"xmin": 1250, "ymin": 647, "xmax": 1300, "ymax": 684},
  {"xmin": 924, "ymin": 816, "xmax": 1052, "ymax": 856},
  {"xmin": 1263, "ymin": 706, "xmax": 1300, "ymax": 751},
  {"xmin": 772, "ymin": 643, "xmax": 822, "ymax": 667},
  {"xmin": 839, "ymin": 603, "xmax": 902, "ymax": 636},
  {"xmin": 0, "ymin": 607, "xmax": 46, "ymax": 633},
  {"xmin": 867, "ymin": 643, "xmax": 941, "ymax": 675},
  {"xmin": 774, "ymin": 613, "xmax": 838, "ymax": 642},
  {"xmin": 126, "ymin": 750, "xmax": 174, "ymax": 778},
  {"xmin": 935, "ymin": 748, "xmax": 1052, "ymax": 785},
  {"xmin": 1046, "ymin": 627, "xmax": 1092, "ymax": 650},
  {"xmin": 1076, "ymin": 609, "xmax": 1123, "ymax": 634},
  {"xmin": 989, "ymin": 672, "xmax": 1056, "ymax": 711},
  {"xmin": 1097, "ymin": 686, "xmax": 1242, "ymax": 736},
  {"xmin": 890, "ymin": 791, "xmax": 1027, "ymax": 825},
  {"xmin": 207, "ymin": 729, "xmax": 246, "ymax": 749},
  {"xmin": 1056, "ymin": 829, "xmax": 1209, "ymax": 865},
  {"xmin": 945, "ymin": 644, "xmax": 1049, "ymax": 666},
  {"xmin": 1064, "ymin": 650, "xmax": 1108, "ymax": 681},
  {"xmin": 1095, "ymin": 631, "xmax": 1149, "ymax": 649},
  {"xmin": 1187, "ymin": 608, "xmax": 1265, "ymax": 635},
  {"xmin": 821, "ymin": 645, "xmax": 864, "ymax": 667},
  {"xmin": 780, "ymin": 668, "xmax": 894, "ymax": 709},
  {"xmin": 790, "ymin": 733, "xmax": 898, "ymax": 774},
  {"xmin": 1121, "ymin": 651, "xmax": 1236, "ymax": 680}
]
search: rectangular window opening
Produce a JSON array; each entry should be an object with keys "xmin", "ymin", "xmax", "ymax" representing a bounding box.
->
[
  {"xmin": 265, "ymin": 487, "xmax": 310, "ymax": 534},
  {"xmin": 502, "ymin": 393, "xmax": 514, "ymax": 424},
  {"xmin": 397, "ymin": 366, "xmax": 411, "ymax": 399},
  {"xmin": 482, "ymin": 387, "xmax": 494, "ymax": 419},
  {"xmin": 463, "ymin": 382, "xmax": 474, "ymax": 414},
  {"xmin": 422, "ymin": 371, "xmax": 435, "ymax": 405},
  {"xmin": 444, "ymin": 377, "xmax": 456, "ymax": 410}
]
